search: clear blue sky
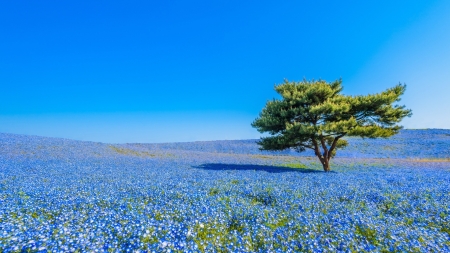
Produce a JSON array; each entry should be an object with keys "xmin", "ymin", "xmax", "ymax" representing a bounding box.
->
[{"xmin": 1, "ymin": 1, "xmax": 449, "ymax": 143}]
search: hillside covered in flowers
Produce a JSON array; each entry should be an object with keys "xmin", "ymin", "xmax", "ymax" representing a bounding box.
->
[{"xmin": 1, "ymin": 129, "xmax": 449, "ymax": 252}]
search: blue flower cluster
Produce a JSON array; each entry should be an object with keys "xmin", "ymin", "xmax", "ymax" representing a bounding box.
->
[{"xmin": 0, "ymin": 130, "xmax": 449, "ymax": 252}]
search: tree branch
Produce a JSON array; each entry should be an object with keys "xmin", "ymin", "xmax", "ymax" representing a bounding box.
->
[
  {"xmin": 322, "ymin": 133, "xmax": 342, "ymax": 137},
  {"xmin": 327, "ymin": 133, "xmax": 346, "ymax": 161},
  {"xmin": 298, "ymin": 143, "xmax": 314, "ymax": 150},
  {"xmin": 312, "ymin": 139, "xmax": 324, "ymax": 161},
  {"xmin": 320, "ymin": 136, "xmax": 329, "ymax": 157}
]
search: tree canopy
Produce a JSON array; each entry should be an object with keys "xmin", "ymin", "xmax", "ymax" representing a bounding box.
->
[{"xmin": 251, "ymin": 79, "xmax": 412, "ymax": 172}]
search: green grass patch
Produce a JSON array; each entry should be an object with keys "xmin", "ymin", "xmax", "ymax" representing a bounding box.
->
[
  {"xmin": 109, "ymin": 146, "xmax": 156, "ymax": 157},
  {"xmin": 411, "ymin": 158, "xmax": 450, "ymax": 162},
  {"xmin": 280, "ymin": 163, "xmax": 308, "ymax": 169}
]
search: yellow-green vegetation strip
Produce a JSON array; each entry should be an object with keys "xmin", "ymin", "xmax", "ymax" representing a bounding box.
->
[
  {"xmin": 109, "ymin": 146, "xmax": 156, "ymax": 157},
  {"xmin": 411, "ymin": 158, "xmax": 450, "ymax": 162},
  {"xmin": 280, "ymin": 163, "xmax": 308, "ymax": 169}
]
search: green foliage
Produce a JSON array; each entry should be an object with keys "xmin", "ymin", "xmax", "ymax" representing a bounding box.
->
[
  {"xmin": 281, "ymin": 163, "xmax": 307, "ymax": 169},
  {"xmin": 140, "ymin": 227, "xmax": 159, "ymax": 247},
  {"xmin": 252, "ymin": 79, "xmax": 411, "ymax": 171},
  {"xmin": 109, "ymin": 146, "xmax": 156, "ymax": 157},
  {"xmin": 355, "ymin": 224, "xmax": 379, "ymax": 246},
  {"xmin": 208, "ymin": 187, "xmax": 220, "ymax": 196},
  {"xmin": 230, "ymin": 179, "xmax": 239, "ymax": 185},
  {"xmin": 248, "ymin": 187, "xmax": 277, "ymax": 206}
]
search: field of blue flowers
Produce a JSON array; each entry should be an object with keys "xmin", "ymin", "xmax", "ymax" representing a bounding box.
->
[{"xmin": 1, "ymin": 129, "xmax": 449, "ymax": 252}]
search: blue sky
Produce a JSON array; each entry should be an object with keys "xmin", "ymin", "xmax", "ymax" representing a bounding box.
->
[{"xmin": 1, "ymin": 1, "xmax": 449, "ymax": 143}]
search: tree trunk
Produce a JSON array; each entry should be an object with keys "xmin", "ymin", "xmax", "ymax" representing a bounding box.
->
[
  {"xmin": 312, "ymin": 139, "xmax": 332, "ymax": 172},
  {"xmin": 321, "ymin": 159, "xmax": 331, "ymax": 172},
  {"xmin": 316, "ymin": 155, "xmax": 331, "ymax": 172}
]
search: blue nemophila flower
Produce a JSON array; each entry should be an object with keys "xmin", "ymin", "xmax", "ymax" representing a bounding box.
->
[{"xmin": 0, "ymin": 130, "xmax": 449, "ymax": 252}]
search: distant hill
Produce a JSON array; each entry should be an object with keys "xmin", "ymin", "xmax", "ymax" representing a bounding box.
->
[{"xmin": 1, "ymin": 129, "xmax": 449, "ymax": 160}]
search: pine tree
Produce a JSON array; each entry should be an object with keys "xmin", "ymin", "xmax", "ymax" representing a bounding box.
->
[{"xmin": 251, "ymin": 79, "xmax": 412, "ymax": 172}]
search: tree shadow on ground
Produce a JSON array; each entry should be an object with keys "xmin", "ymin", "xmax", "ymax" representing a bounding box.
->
[{"xmin": 194, "ymin": 163, "xmax": 324, "ymax": 174}]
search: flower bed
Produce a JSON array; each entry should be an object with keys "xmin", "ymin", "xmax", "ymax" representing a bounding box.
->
[{"xmin": 0, "ymin": 130, "xmax": 449, "ymax": 252}]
